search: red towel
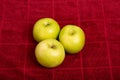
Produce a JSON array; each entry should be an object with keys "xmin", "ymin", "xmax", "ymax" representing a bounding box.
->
[{"xmin": 0, "ymin": 0, "xmax": 120, "ymax": 80}]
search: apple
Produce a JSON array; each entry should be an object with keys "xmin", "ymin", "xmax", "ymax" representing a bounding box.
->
[
  {"xmin": 35, "ymin": 39, "xmax": 65, "ymax": 68},
  {"xmin": 59, "ymin": 25, "xmax": 85, "ymax": 54},
  {"xmin": 33, "ymin": 18, "xmax": 60, "ymax": 42}
]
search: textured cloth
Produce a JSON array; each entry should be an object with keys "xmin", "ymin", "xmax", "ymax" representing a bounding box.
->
[{"xmin": 0, "ymin": 0, "xmax": 120, "ymax": 80}]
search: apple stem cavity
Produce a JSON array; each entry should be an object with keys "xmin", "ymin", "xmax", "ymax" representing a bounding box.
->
[
  {"xmin": 44, "ymin": 22, "xmax": 50, "ymax": 27},
  {"xmin": 69, "ymin": 29, "xmax": 75, "ymax": 35},
  {"xmin": 50, "ymin": 45, "xmax": 57, "ymax": 49},
  {"xmin": 71, "ymin": 32, "xmax": 75, "ymax": 35}
]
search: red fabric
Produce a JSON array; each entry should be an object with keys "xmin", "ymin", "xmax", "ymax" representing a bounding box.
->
[{"xmin": 0, "ymin": 0, "xmax": 120, "ymax": 80}]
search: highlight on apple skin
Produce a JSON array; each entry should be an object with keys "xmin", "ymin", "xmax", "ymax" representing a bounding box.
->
[
  {"xmin": 35, "ymin": 39, "xmax": 65, "ymax": 68},
  {"xmin": 33, "ymin": 18, "xmax": 60, "ymax": 42},
  {"xmin": 59, "ymin": 25, "xmax": 85, "ymax": 54}
]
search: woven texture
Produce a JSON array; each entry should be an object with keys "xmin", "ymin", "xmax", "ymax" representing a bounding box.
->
[{"xmin": 0, "ymin": 0, "xmax": 120, "ymax": 80}]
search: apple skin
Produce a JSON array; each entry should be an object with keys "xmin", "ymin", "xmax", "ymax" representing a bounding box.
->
[
  {"xmin": 33, "ymin": 18, "xmax": 60, "ymax": 42},
  {"xmin": 35, "ymin": 39, "xmax": 65, "ymax": 68},
  {"xmin": 59, "ymin": 25, "xmax": 85, "ymax": 54}
]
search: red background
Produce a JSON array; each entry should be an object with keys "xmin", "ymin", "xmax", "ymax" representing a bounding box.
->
[{"xmin": 0, "ymin": 0, "xmax": 120, "ymax": 80}]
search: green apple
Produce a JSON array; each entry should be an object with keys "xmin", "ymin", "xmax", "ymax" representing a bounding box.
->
[
  {"xmin": 35, "ymin": 39, "xmax": 65, "ymax": 68},
  {"xmin": 59, "ymin": 25, "xmax": 85, "ymax": 54},
  {"xmin": 33, "ymin": 18, "xmax": 60, "ymax": 42}
]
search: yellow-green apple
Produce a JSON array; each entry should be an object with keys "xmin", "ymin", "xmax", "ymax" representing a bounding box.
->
[
  {"xmin": 59, "ymin": 25, "xmax": 85, "ymax": 54},
  {"xmin": 33, "ymin": 18, "xmax": 60, "ymax": 42},
  {"xmin": 35, "ymin": 39, "xmax": 65, "ymax": 68}
]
